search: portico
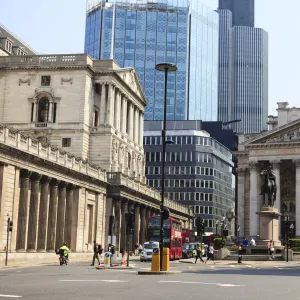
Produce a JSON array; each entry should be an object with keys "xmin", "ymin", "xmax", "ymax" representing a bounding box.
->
[{"xmin": 236, "ymin": 103, "xmax": 300, "ymax": 241}]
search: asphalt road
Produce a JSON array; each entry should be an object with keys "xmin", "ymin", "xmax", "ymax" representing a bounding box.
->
[{"xmin": 1, "ymin": 260, "xmax": 300, "ymax": 299}]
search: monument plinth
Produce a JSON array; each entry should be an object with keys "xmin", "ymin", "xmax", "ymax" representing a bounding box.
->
[{"xmin": 256, "ymin": 206, "xmax": 281, "ymax": 246}]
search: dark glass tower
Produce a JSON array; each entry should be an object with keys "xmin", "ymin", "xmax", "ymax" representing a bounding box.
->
[{"xmin": 218, "ymin": 0, "xmax": 254, "ymax": 27}]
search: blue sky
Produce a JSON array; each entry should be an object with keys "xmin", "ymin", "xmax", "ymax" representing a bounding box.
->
[{"xmin": 1, "ymin": 0, "xmax": 298, "ymax": 115}]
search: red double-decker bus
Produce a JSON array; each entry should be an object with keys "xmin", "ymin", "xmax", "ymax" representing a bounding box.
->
[
  {"xmin": 182, "ymin": 228, "xmax": 192, "ymax": 243},
  {"xmin": 146, "ymin": 215, "xmax": 182, "ymax": 260}
]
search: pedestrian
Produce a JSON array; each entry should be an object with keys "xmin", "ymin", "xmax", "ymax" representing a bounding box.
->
[
  {"xmin": 250, "ymin": 237, "xmax": 256, "ymax": 246},
  {"xmin": 91, "ymin": 240, "xmax": 100, "ymax": 266},
  {"xmin": 195, "ymin": 245, "xmax": 204, "ymax": 264},
  {"xmin": 98, "ymin": 243, "xmax": 103, "ymax": 263},
  {"xmin": 205, "ymin": 244, "xmax": 215, "ymax": 264},
  {"xmin": 138, "ymin": 244, "xmax": 143, "ymax": 254},
  {"xmin": 108, "ymin": 243, "xmax": 115, "ymax": 265},
  {"xmin": 268, "ymin": 240, "xmax": 275, "ymax": 260}
]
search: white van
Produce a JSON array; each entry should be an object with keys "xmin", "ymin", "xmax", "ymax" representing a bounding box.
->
[{"xmin": 140, "ymin": 241, "xmax": 159, "ymax": 262}]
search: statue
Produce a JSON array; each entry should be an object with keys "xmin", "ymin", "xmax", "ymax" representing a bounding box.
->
[{"xmin": 260, "ymin": 165, "xmax": 277, "ymax": 207}]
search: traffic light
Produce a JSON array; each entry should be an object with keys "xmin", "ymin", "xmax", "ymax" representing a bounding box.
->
[
  {"xmin": 162, "ymin": 207, "xmax": 170, "ymax": 220},
  {"xmin": 8, "ymin": 221, "xmax": 13, "ymax": 232},
  {"xmin": 126, "ymin": 209, "xmax": 135, "ymax": 235}
]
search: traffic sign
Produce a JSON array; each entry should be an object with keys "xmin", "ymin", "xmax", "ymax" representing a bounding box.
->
[{"xmin": 153, "ymin": 248, "xmax": 159, "ymax": 255}]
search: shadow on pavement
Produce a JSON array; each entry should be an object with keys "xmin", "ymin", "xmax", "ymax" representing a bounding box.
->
[{"xmin": 182, "ymin": 266, "xmax": 300, "ymax": 277}]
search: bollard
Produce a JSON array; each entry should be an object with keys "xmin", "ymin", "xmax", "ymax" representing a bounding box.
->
[
  {"xmin": 162, "ymin": 248, "xmax": 170, "ymax": 271},
  {"xmin": 151, "ymin": 247, "xmax": 160, "ymax": 272},
  {"xmin": 238, "ymin": 246, "xmax": 242, "ymax": 264},
  {"xmin": 104, "ymin": 252, "xmax": 111, "ymax": 268}
]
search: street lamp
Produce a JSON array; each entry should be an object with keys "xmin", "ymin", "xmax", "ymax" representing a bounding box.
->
[{"xmin": 155, "ymin": 63, "xmax": 178, "ymax": 271}]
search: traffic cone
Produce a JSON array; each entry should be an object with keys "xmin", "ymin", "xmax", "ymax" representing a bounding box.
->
[{"xmin": 121, "ymin": 252, "xmax": 127, "ymax": 266}]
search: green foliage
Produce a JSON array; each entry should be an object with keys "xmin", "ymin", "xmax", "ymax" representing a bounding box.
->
[
  {"xmin": 213, "ymin": 238, "xmax": 225, "ymax": 250},
  {"xmin": 291, "ymin": 247, "xmax": 300, "ymax": 252},
  {"xmin": 289, "ymin": 239, "xmax": 300, "ymax": 248},
  {"xmin": 226, "ymin": 245, "xmax": 239, "ymax": 251}
]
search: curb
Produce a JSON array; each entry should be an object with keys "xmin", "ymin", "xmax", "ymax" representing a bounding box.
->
[
  {"xmin": 137, "ymin": 270, "xmax": 181, "ymax": 275},
  {"xmin": 179, "ymin": 260, "xmax": 194, "ymax": 264},
  {"xmin": 96, "ymin": 266, "xmax": 136, "ymax": 270}
]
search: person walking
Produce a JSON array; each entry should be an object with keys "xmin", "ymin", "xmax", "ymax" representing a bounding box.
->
[
  {"xmin": 268, "ymin": 240, "xmax": 275, "ymax": 260},
  {"xmin": 91, "ymin": 241, "xmax": 100, "ymax": 266},
  {"xmin": 195, "ymin": 245, "xmax": 204, "ymax": 264},
  {"xmin": 205, "ymin": 244, "xmax": 216, "ymax": 264}
]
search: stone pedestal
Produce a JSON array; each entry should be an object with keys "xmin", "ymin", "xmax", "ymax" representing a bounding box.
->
[{"xmin": 256, "ymin": 206, "xmax": 281, "ymax": 246}]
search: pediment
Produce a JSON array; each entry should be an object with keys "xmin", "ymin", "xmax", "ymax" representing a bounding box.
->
[
  {"xmin": 244, "ymin": 118, "xmax": 300, "ymax": 146},
  {"xmin": 117, "ymin": 69, "xmax": 147, "ymax": 105}
]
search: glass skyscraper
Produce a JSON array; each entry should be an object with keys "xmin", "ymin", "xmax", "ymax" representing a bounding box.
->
[{"xmin": 85, "ymin": 0, "xmax": 219, "ymax": 121}]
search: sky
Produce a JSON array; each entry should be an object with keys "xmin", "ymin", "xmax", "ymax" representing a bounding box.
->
[{"xmin": 1, "ymin": 0, "xmax": 299, "ymax": 116}]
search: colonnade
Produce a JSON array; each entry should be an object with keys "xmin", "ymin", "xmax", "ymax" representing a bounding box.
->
[
  {"xmin": 97, "ymin": 83, "xmax": 144, "ymax": 147},
  {"xmin": 16, "ymin": 169, "xmax": 79, "ymax": 252},
  {"xmin": 238, "ymin": 159, "xmax": 300, "ymax": 239}
]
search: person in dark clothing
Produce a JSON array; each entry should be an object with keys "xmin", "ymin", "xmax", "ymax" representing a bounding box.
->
[
  {"xmin": 91, "ymin": 240, "xmax": 100, "ymax": 266},
  {"xmin": 195, "ymin": 246, "xmax": 204, "ymax": 264}
]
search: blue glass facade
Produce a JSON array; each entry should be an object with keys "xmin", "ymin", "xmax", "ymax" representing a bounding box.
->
[{"xmin": 85, "ymin": 0, "xmax": 218, "ymax": 121}]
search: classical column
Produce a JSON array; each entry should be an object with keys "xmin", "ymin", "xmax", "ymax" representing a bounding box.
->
[
  {"xmin": 237, "ymin": 168, "xmax": 246, "ymax": 239},
  {"xmin": 139, "ymin": 205, "xmax": 146, "ymax": 245},
  {"xmin": 114, "ymin": 199, "xmax": 121, "ymax": 251},
  {"xmin": 128, "ymin": 103, "xmax": 134, "ymax": 140},
  {"xmin": 107, "ymin": 83, "xmax": 115, "ymax": 127},
  {"xmin": 55, "ymin": 181, "xmax": 67, "ymax": 249},
  {"xmin": 16, "ymin": 169, "xmax": 32, "ymax": 251},
  {"xmin": 47, "ymin": 179, "xmax": 60, "ymax": 251},
  {"xmin": 64, "ymin": 184, "xmax": 74, "ymax": 248},
  {"xmin": 293, "ymin": 159, "xmax": 300, "ymax": 236},
  {"xmin": 249, "ymin": 161, "xmax": 260, "ymax": 238},
  {"xmin": 114, "ymin": 90, "xmax": 121, "ymax": 131},
  {"xmin": 120, "ymin": 200, "xmax": 128, "ymax": 251},
  {"xmin": 32, "ymin": 102, "xmax": 37, "ymax": 122},
  {"xmin": 139, "ymin": 112, "xmax": 144, "ymax": 147},
  {"xmin": 37, "ymin": 176, "xmax": 51, "ymax": 251},
  {"xmin": 27, "ymin": 172, "xmax": 42, "ymax": 251},
  {"xmin": 122, "ymin": 97, "xmax": 128, "ymax": 135},
  {"xmin": 132, "ymin": 204, "xmax": 140, "ymax": 249},
  {"xmin": 48, "ymin": 102, "xmax": 53, "ymax": 122},
  {"xmin": 99, "ymin": 83, "xmax": 106, "ymax": 125}
]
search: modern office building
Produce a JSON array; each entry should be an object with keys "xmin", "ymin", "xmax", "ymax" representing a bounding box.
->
[
  {"xmin": 144, "ymin": 120, "xmax": 235, "ymax": 235},
  {"xmin": 0, "ymin": 24, "xmax": 36, "ymax": 56},
  {"xmin": 85, "ymin": 0, "xmax": 219, "ymax": 121},
  {"xmin": 217, "ymin": 1, "xmax": 268, "ymax": 134},
  {"xmin": 218, "ymin": 0, "xmax": 254, "ymax": 27}
]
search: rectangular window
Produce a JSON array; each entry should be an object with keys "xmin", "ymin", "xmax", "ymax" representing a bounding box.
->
[
  {"xmin": 62, "ymin": 138, "xmax": 71, "ymax": 147},
  {"xmin": 205, "ymin": 207, "xmax": 208, "ymax": 214},
  {"xmin": 41, "ymin": 76, "xmax": 51, "ymax": 86},
  {"xmin": 195, "ymin": 206, "xmax": 199, "ymax": 214},
  {"xmin": 200, "ymin": 206, "xmax": 203, "ymax": 213},
  {"xmin": 53, "ymin": 103, "xmax": 57, "ymax": 123},
  {"xmin": 209, "ymin": 207, "xmax": 213, "ymax": 214}
]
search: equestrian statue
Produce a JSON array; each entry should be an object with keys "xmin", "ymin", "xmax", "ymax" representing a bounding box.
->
[{"xmin": 260, "ymin": 165, "xmax": 277, "ymax": 207}]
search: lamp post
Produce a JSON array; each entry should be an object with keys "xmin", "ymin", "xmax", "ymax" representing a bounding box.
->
[
  {"xmin": 221, "ymin": 216, "xmax": 226, "ymax": 245},
  {"xmin": 155, "ymin": 63, "xmax": 177, "ymax": 271},
  {"xmin": 285, "ymin": 214, "xmax": 290, "ymax": 262}
]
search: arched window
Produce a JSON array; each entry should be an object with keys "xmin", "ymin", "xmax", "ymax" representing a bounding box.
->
[{"xmin": 37, "ymin": 97, "xmax": 49, "ymax": 122}]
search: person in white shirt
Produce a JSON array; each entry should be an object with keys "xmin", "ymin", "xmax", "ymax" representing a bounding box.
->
[
  {"xmin": 250, "ymin": 238, "xmax": 256, "ymax": 246},
  {"xmin": 205, "ymin": 244, "xmax": 215, "ymax": 264}
]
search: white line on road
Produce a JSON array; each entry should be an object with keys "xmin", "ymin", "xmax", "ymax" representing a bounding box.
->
[
  {"xmin": 0, "ymin": 295, "xmax": 22, "ymax": 298},
  {"xmin": 159, "ymin": 281, "xmax": 245, "ymax": 287},
  {"xmin": 60, "ymin": 280, "xmax": 128, "ymax": 283}
]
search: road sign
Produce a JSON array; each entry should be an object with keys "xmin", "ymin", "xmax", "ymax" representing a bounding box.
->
[{"xmin": 153, "ymin": 248, "xmax": 159, "ymax": 255}]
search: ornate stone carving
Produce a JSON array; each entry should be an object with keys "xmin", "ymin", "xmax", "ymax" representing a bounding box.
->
[
  {"xmin": 248, "ymin": 161, "xmax": 259, "ymax": 170},
  {"xmin": 236, "ymin": 168, "xmax": 246, "ymax": 176},
  {"xmin": 270, "ymin": 160, "xmax": 281, "ymax": 169},
  {"xmin": 293, "ymin": 159, "xmax": 300, "ymax": 168},
  {"xmin": 111, "ymin": 138, "xmax": 118, "ymax": 161},
  {"xmin": 61, "ymin": 77, "xmax": 73, "ymax": 85},
  {"xmin": 264, "ymin": 129, "xmax": 300, "ymax": 143},
  {"xmin": 19, "ymin": 77, "xmax": 31, "ymax": 86}
]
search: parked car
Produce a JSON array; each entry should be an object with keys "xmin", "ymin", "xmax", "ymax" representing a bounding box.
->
[
  {"xmin": 182, "ymin": 243, "xmax": 206, "ymax": 258},
  {"xmin": 140, "ymin": 241, "xmax": 159, "ymax": 262}
]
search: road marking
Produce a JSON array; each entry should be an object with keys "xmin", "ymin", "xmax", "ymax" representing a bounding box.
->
[
  {"xmin": 0, "ymin": 295, "xmax": 22, "ymax": 298},
  {"xmin": 60, "ymin": 280, "xmax": 128, "ymax": 283},
  {"xmin": 159, "ymin": 281, "xmax": 245, "ymax": 287}
]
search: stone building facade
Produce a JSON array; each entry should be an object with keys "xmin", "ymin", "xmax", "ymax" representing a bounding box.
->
[
  {"xmin": 0, "ymin": 54, "xmax": 192, "ymax": 263},
  {"xmin": 0, "ymin": 54, "xmax": 146, "ymax": 181},
  {"xmin": 236, "ymin": 102, "xmax": 300, "ymax": 240}
]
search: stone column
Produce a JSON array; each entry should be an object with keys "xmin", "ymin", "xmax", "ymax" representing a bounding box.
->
[
  {"xmin": 139, "ymin": 112, "xmax": 144, "ymax": 147},
  {"xmin": 114, "ymin": 199, "xmax": 121, "ymax": 251},
  {"xmin": 128, "ymin": 103, "xmax": 134, "ymax": 141},
  {"xmin": 237, "ymin": 168, "xmax": 246, "ymax": 239},
  {"xmin": 107, "ymin": 84, "xmax": 115, "ymax": 127},
  {"xmin": 16, "ymin": 169, "xmax": 32, "ymax": 251},
  {"xmin": 47, "ymin": 179, "xmax": 60, "ymax": 251},
  {"xmin": 37, "ymin": 176, "xmax": 51, "ymax": 251},
  {"xmin": 121, "ymin": 97, "xmax": 128, "ymax": 135},
  {"xmin": 99, "ymin": 83, "xmax": 106, "ymax": 125},
  {"xmin": 55, "ymin": 181, "xmax": 67, "ymax": 249},
  {"xmin": 120, "ymin": 200, "xmax": 128, "ymax": 251},
  {"xmin": 249, "ymin": 161, "xmax": 260, "ymax": 238},
  {"xmin": 132, "ymin": 204, "xmax": 140, "ymax": 249},
  {"xmin": 48, "ymin": 102, "xmax": 53, "ymax": 122},
  {"xmin": 64, "ymin": 184, "xmax": 74, "ymax": 248},
  {"xmin": 114, "ymin": 90, "xmax": 121, "ymax": 131},
  {"xmin": 139, "ymin": 205, "xmax": 146, "ymax": 245},
  {"xmin": 27, "ymin": 172, "xmax": 42, "ymax": 251},
  {"xmin": 293, "ymin": 159, "xmax": 300, "ymax": 236}
]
